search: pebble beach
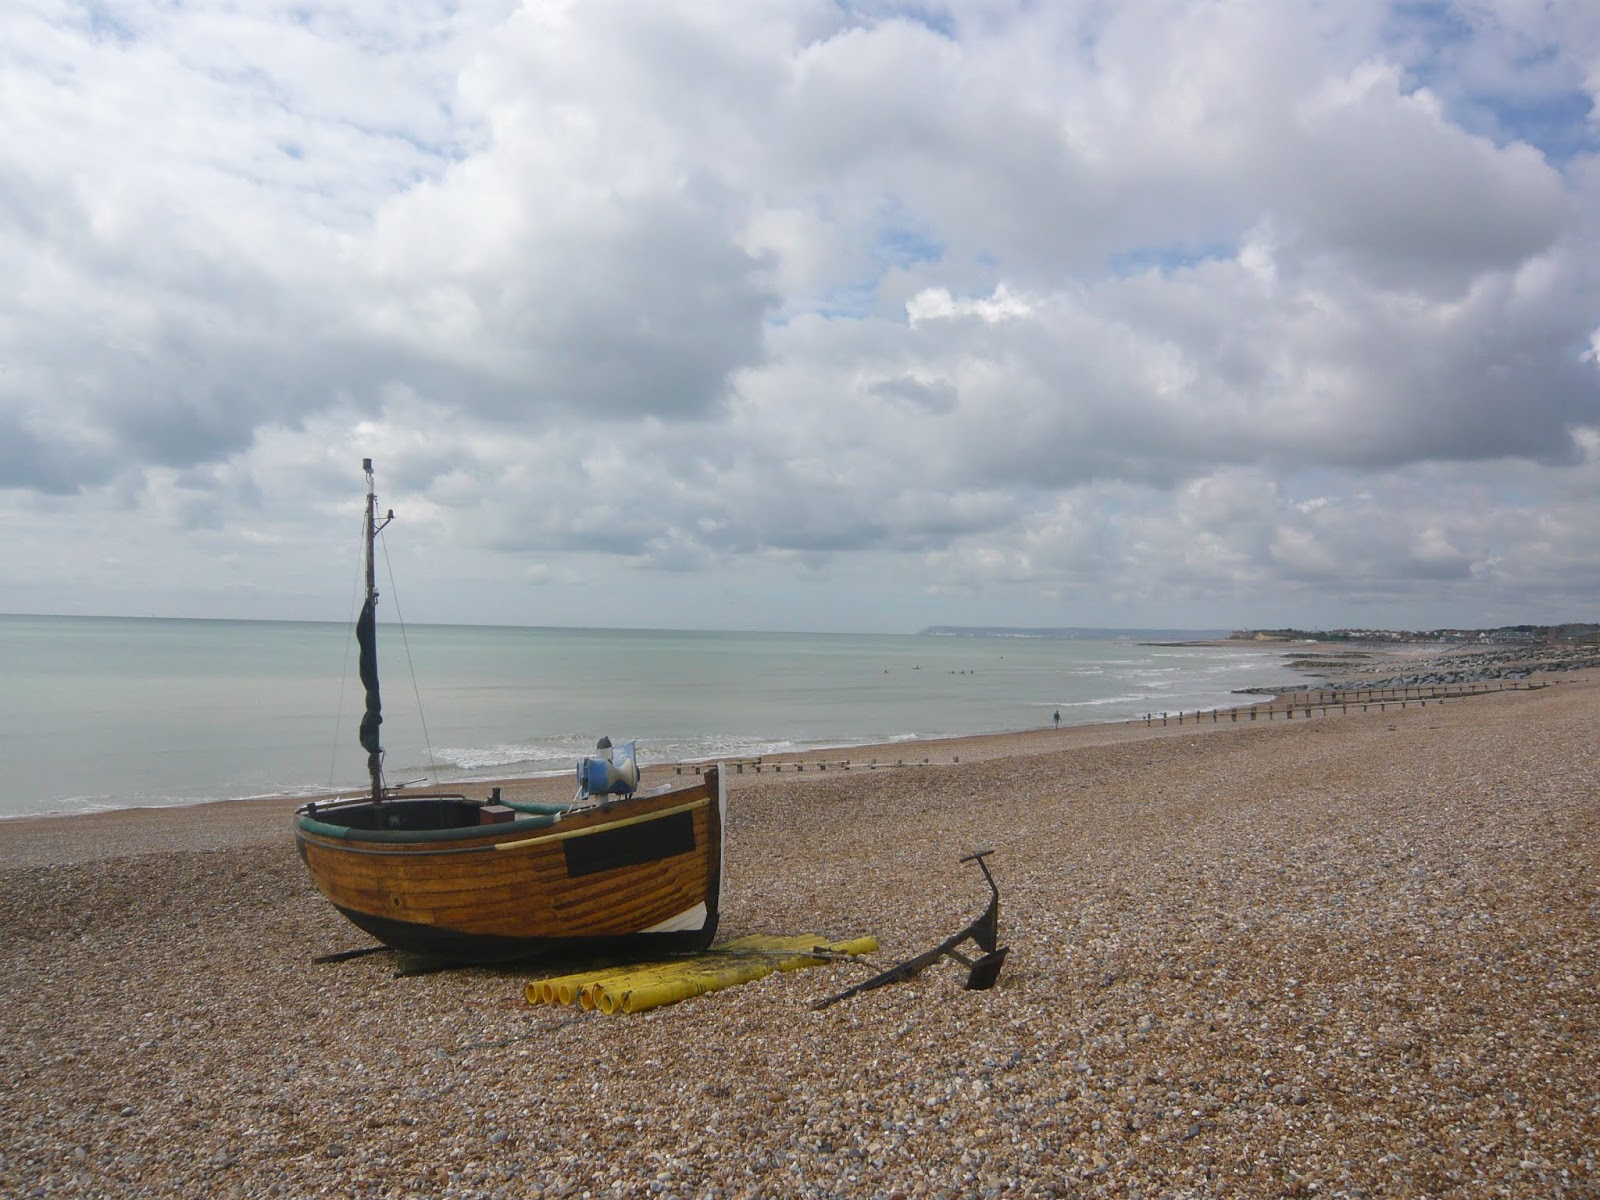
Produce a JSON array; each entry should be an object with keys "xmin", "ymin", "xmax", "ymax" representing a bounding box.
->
[{"xmin": 2, "ymin": 652, "xmax": 1597, "ymax": 1198}]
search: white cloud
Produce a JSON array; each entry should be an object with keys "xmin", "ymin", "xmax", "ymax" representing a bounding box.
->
[
  {"xmin": 1, "ymin": 0, "xmax": 1597, "ymax": 630},
  {"xmin": 906, "ymin": 285, "xmax": 1033, "ymax": 325}
]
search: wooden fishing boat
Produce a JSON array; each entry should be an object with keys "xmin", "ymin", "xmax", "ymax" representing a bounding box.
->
[{"xmin": 294, "ymin": 459, "xmax": 725, "ymax": 964}]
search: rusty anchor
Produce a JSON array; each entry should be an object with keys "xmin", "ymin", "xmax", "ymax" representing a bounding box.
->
[{"xmin": 814, "ymin": 850, "xmax": 1008, "ymax": 1008}]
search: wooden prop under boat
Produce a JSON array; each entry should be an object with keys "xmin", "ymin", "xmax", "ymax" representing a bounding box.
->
[{"xmin": 293, "ymin": 459, "xmax": 725, "ymax": 964}]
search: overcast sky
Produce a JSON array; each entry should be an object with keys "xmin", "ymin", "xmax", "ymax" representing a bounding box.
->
[{"xmin": 3, "ymin": 0, "xmax": 1598, "ymax": 633}]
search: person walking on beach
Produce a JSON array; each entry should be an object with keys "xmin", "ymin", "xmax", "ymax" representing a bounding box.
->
[{"xmin": 1053, "ymin": 709, "xmax": 1060, "ymax": 729}]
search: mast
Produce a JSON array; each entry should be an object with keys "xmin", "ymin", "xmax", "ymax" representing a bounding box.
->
[{"xmin": 356, "ymin": 458, "xmax": 392, "ymax": 803}]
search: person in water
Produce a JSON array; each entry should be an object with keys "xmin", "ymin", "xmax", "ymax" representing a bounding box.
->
[{"xmin": 1053, "ymin": 709, "xmax": 1061, "ymax": 729}]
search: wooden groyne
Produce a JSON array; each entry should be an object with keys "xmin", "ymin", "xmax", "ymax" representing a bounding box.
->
[
  {"xmin": 675, "ymin": 755, "xmax": 958, "ymax": 776},
  {"xmin": 661, "ymin": 680, "xmax": 1558, "ymax": 778},
  {"xmin": 1143, "ymin": 678, "xmax": 1550, "ymax": 726}
]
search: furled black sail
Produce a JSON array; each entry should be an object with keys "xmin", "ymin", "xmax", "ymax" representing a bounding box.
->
[{"xmin": 356, "ymin": 594, "xmax": 382, "ymax": 780}]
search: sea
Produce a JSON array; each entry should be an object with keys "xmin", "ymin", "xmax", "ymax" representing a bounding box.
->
[{"xmin": 0, "ymin": 615, "xmax": 1308, "ymax": 820}]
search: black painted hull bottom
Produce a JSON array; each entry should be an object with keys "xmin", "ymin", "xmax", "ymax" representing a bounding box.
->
[{"xmin": 331, "ymin": 905, "xmax": 721, "ymax": 966}]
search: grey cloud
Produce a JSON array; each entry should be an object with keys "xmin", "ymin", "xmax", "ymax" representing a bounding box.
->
[
  {"xmin": 867, "ymin": 374, "xmax": 958, "ymax": 413},
  {"xmin": 0, "ymin": 409, "xmax": 110, "ymax": 494},
  {"xmin": 483, "ymin": 199, "xmax": 774, "ymax": 420},
  {"xmin": 1266, "ymin": 70, "xmax": 1568, "ymax": 293}
]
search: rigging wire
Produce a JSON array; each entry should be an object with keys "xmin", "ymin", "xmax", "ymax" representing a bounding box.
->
[{"xmin": 379, "ymin": 528, "xmax": 441, "ymax": 784}]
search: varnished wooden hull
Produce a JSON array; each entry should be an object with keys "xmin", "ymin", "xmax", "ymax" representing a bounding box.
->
[{"xmin": 294, "ymin": 767, "xmax": 724, "ymax": 964}]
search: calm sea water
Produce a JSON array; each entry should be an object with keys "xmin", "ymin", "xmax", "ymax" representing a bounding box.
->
[{"xmin": 0, "ymin": 615, "xmax": 1305, "ymax": 818}]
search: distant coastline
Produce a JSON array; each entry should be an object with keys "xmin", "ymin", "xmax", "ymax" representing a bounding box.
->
[
  {"xmin": 922, "ymin": 621, "xmax": 1600, "ymax": 645},
  {"xmin": 918, "ymin": 625, "xmax": 1230, "ymax": 640},
  {"xmin": 1224, "ymin": 622, "xmax": 1600, "ymax": 644}
]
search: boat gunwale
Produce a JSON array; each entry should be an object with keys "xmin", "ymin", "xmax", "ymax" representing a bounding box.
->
[
  {"xmin": 294, "ymin": 777, "xmax": 716, "ymax": 849},
  {"xmin": 296, "ymin": 797, "xmax": 711, "ymax": 857},
  {"xmin": 294, "ymin": 807, "xmax": 559, "ymax": 846}
]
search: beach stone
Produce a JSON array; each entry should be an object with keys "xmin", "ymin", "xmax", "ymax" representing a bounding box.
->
[{"xmin": 2, "ymin": 646, "xmax": 1598, "ymax": 1198}]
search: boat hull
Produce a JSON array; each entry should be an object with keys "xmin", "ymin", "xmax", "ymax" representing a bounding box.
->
[
  {"xmin": 320, "ymin": 903, "xmax": 719, "ymax": 964},
  {"xmin": 294, "ymin": 767, "xmax": 725, "ymax": 964}
]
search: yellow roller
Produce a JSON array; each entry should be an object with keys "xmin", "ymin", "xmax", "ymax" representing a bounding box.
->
[
  {"xmin": 525, "ymin": 935, "xmax": 879, "ymax": 1014},
  {"xmin": 528, "ymin": 956, "xmax": 734, "ymax": 1007},
  {"xmin": 525, "ymin": 968, "xmax": 600, "ymax": 1006},
  {"xmin": 606, "ymin": 961, "xmax": 769, "ymax": 1014},
  {"xmin": 612, "ymin": 942, "xmax": 873, "ymax": 1015},
  {"xmin": 798, "ymin": 935, "xmax": 878, "ymax": 959},
  {"xmin": 526, "ymin": 957, "xmax": 724, "ymax": 1006},
  {"xmin": 538, "ymin": 936, "xmax": 873, "ymax": 1008},
  {"xmin": 587, "ymin": 954, "xmax": 797, "ymax": 1013},
  {"xmin": 577, "ymin": 959, "xmax": 741, "ymax": 1009}
]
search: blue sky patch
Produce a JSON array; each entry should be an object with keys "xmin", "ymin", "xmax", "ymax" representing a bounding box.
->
[
  {"xmin": 1388, "ymin": 1, "xmax": 1597, "ymax": 164},
  {"xmin": 1106, "ymin": 241, "xmax": 1237, "ymax": 278}
]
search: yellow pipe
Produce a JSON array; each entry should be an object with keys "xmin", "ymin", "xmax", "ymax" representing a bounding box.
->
[
  {"xmin": 529, "ymin": 957, "xmax": 700, "ymax": 1006},
  {"xmin": 528, "ymin": 934, "xmax": 846, "ymax": 1006},
  {"xmin": 579, "ymin": 959, "xmax": 741, "ymax": 1010},
  {"xmin": 569, "ymin": 959, "xmax": 727, "ymax": 1009},
  {"xmin": 615, "ymin": 962, "xmax": 774, "ymax": 1014},
  {"xmin": 572, "ymin": 964, "xmax": 718, "ymax": 1009},
  {"xmin": 613, "ymin": 939, "xmax": 879, "ymax": 1013},
  {"xmin": 560, "ymin": 940, "xmax": 883, "ymax": 1017},
  {"xmin": 526, "ymin": 968, "xmax": 606, "ymax": 1006},
  {"xmin": 608, "ymin": 958, "xmax": 785, "ymax": 1013},
  {"xmin": 525, "ymin": 935, "xmax": 880, "ymax": 1014},
  {"xmin": 566, "ymin": 978, "xmax": 599, "ymax": 1007},
  {"xmin": 576, "ymin": 938, "xmax": 859, "ymax": 1006},
  {"xmin": 830, "ymin": 935, "xmax": 879, "ymax": 956}
]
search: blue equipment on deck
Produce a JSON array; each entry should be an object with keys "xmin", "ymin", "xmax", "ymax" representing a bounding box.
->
[{"xmin": 577, "ymin": 737, "xmax": 640, "ymax": 799}]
